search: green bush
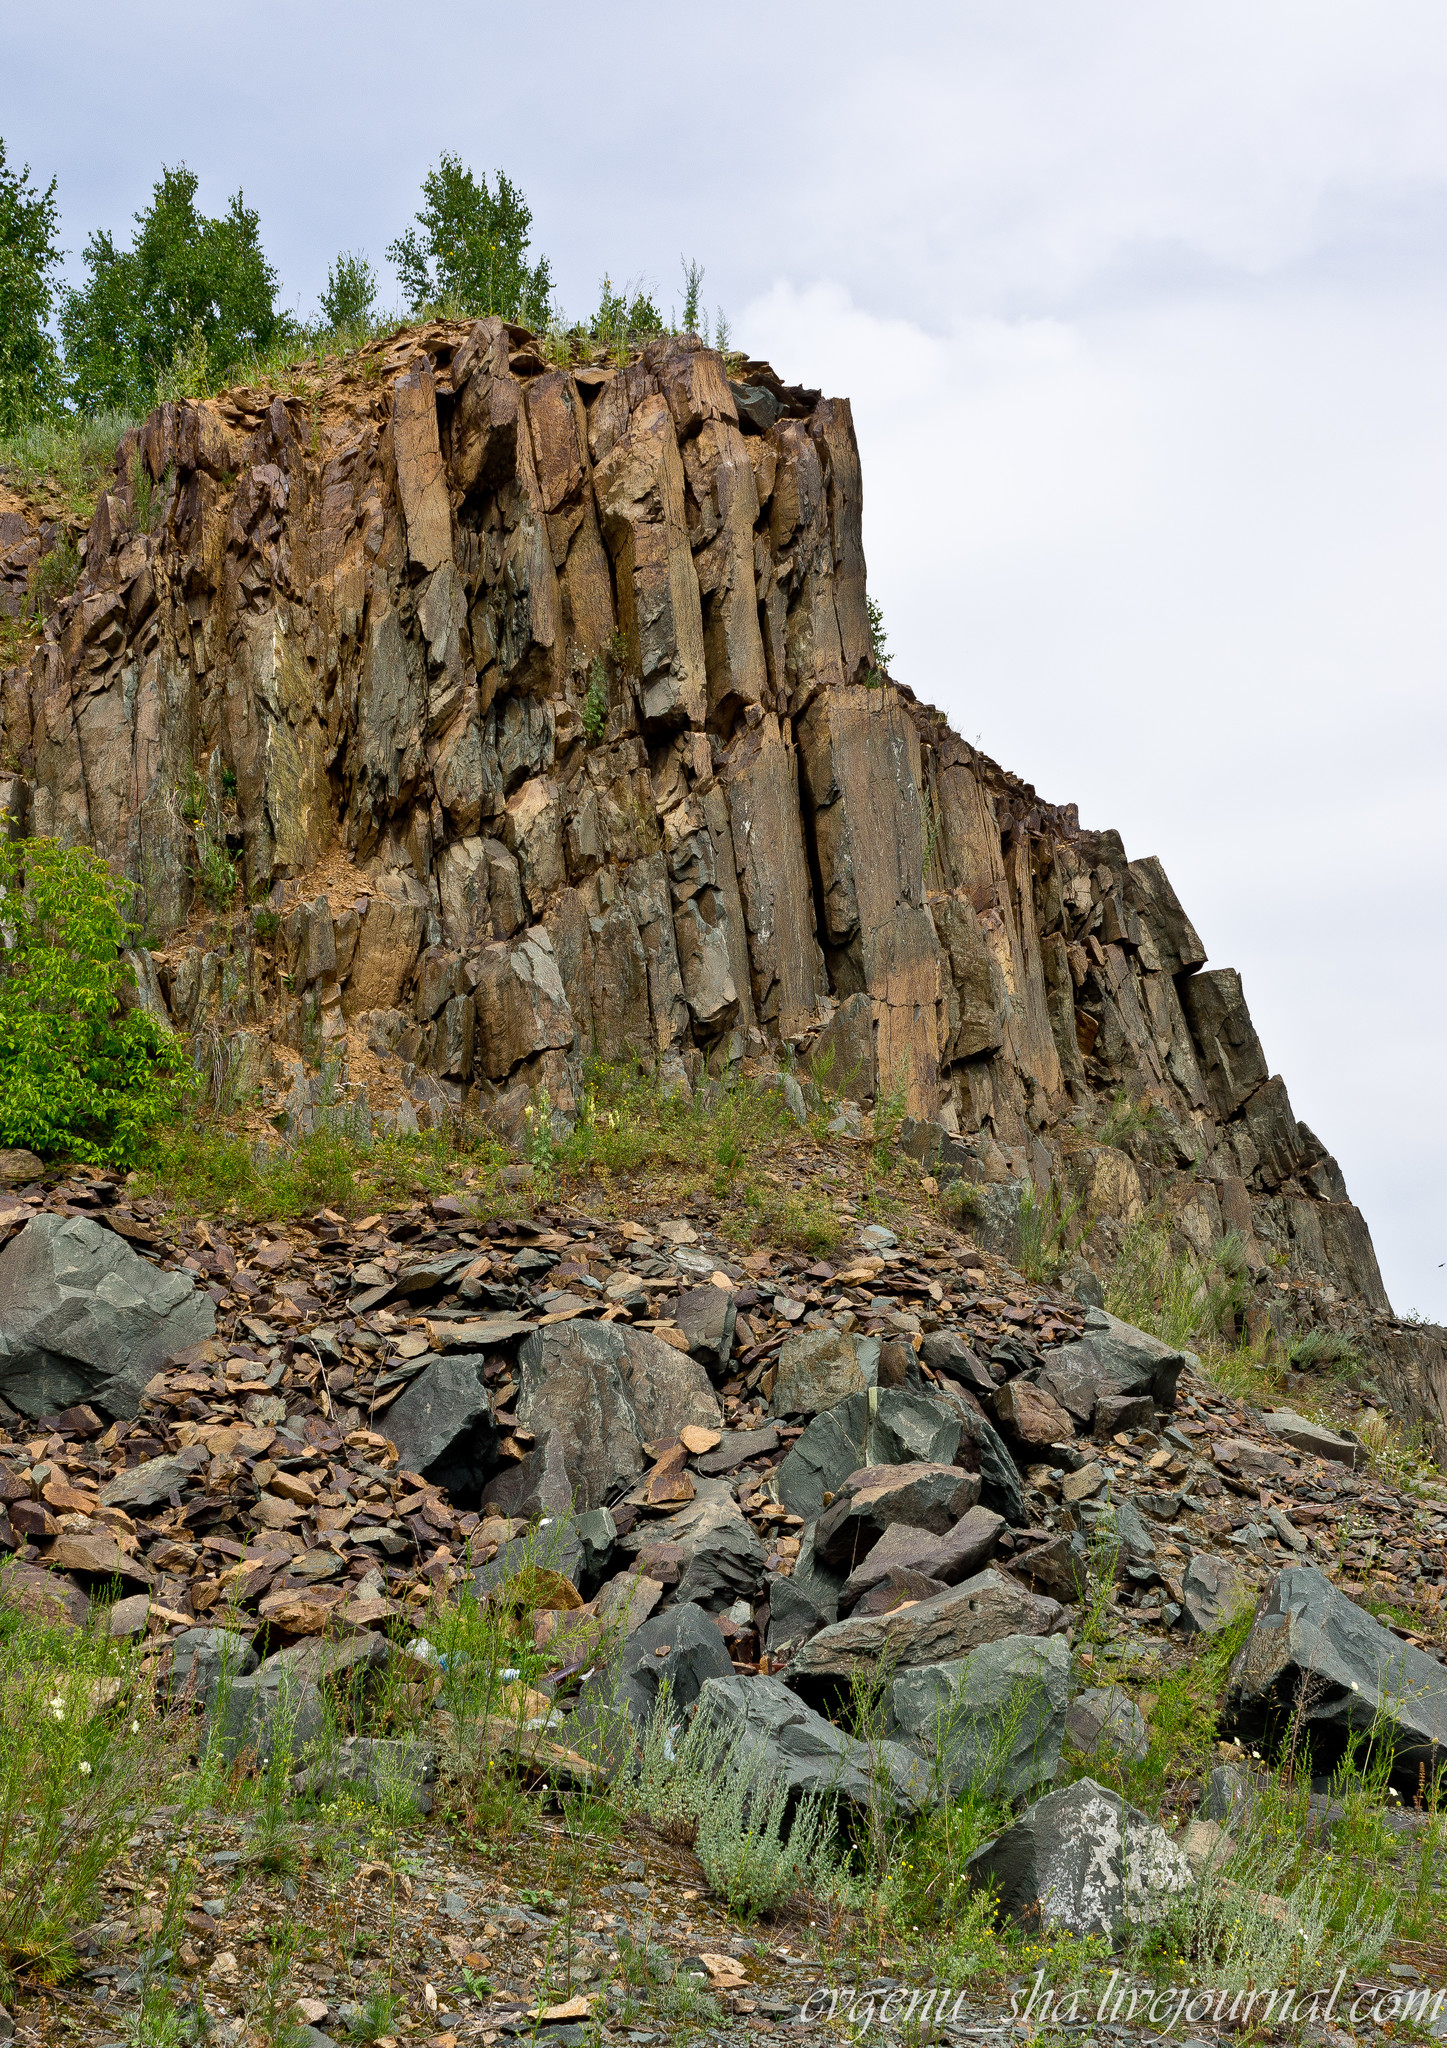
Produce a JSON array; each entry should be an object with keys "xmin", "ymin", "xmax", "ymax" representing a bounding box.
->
[{"xmin": 0, "ymin": 838, "xmax": 188, "ymax": 1164}]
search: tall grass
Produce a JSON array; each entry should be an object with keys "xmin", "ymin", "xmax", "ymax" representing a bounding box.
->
[{"xmin": 1105, "ymin": 1216, "xmax": 1247, "ymax": 1350}]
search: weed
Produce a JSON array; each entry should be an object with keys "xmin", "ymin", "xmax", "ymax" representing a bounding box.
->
[
  {"xmin": 871, "ymin": 1069, "xmax": 910, "ymax": 1173},
  {"xmin": 581, "ymin": 652, "xmax": 609, "ymax": 742},
  {"xmin": 1097, "ymin": 1089, "xmax": 1169, "ymax": 1150},
  {"xmin": 865, "ymin": 594, "xmax": 890, "ymax": 686},
  {"xmin": 195, "ymin": 824, "xmax": 238, "ymax": 908},
  {"xmin": 1105, "ymin": 1216, "xmax": 1246, "ymax": 1350},
  {"xmin": 25, "ymin": 532, "xmax": 79, "ymax": 620},
  {"xmin": 1290, "ymin": 1326, "xmax": 1366, "ymax": 1376},
  {"xmin": 0, "ymin": 409, "xmax": 137, "ymax": 523},
  {"xmin": 347, "ymin": 1986, "xmax": 404, "ymax": 2042},
  {"xmin": 940, "ymin": 1176, "xmax": 984, "ymax": 1226},
  {"xmin": 1016, "ymin": 1181, "xmax": 1082, "ymax": 1285}
]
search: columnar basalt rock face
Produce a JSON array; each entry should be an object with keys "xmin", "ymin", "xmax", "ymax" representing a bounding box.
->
[{"xmin": 2, "ymin": 319, "xmax": 1440, "ymax": 1423}]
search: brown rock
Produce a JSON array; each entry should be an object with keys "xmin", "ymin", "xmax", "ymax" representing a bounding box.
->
[
  {"xmin": 43, "ymin": 1531, "xmax": 153, "ymax": 1586},
  {"xmin": 788, "ymin": 1567, "xmax": 1065, "ymax": 1684},
  {"xmin": 994, "ymin": 1380, "xmax": 1075, "ymax": 1448},
  {"xmin": 392, "ymin": 357, "xmax": 451, "ymax": 572},
  {"xmin": 0, "ymin": 1561, "xmax": 90, "ymax": 1628}
]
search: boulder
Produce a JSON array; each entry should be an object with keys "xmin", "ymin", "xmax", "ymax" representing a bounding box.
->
[
  {"xmin": 813, "ymin": 1462, "xmax": 979, "ymax": 1573},
  {"xmin": 480, "ymin": 1430, "xmax": 574, "ymax": 1520},
  {"xmin": 616, "ymin": 1477, "xmax": 765, "ymax": 1610},
  {"xmin": 924, "ymin": 1505, "xmax": 1007, "ymax": 1583},
  {"xmin": 994, "ymin": 1380, "xmax": 1074, "ymax": 1449},
  {"xmin": 578, "ymin": 1600, "xmax": 734, "ymax": 1736},
  {"xmin": 515, "ymin": 1321, "xmax": 721, "ymax": 1512},
  {"xmin": 770, "ymin": 1328, "xmax": 879, "ymax": 1418},
  {"xmin": 165, "ymin": 1627, "xmax": 261, "ymax": 1711},
  {"xmin": 1012, "ymin": 1532, "xmax": 1089, "ymax": 1603},
  {"xmin": 1066, "ymin": 1686, "xmax": 1150, "ymax": 1762},
  {"xmin": 774, "ymin": 1390, "xmax": 961, "ymax": 1521},
  {"xmin": 0, "ymin": 1214, "xmax": 216, "ymax": 1419},
  {"xmin": 965, "ymin": 1777, "xmax": 1192, "ymax": 1935},
  {"xmin": 383, "ymin": 1354, "xmax": 495, "ymax": 1504},
  {"xmin": 921, "ymin": 1330, "xmax": 997, "ymax": 1401},
  {"xmin": 695, "ymin": 1425, "xmax": 779, "ymax": 1477},
  {"xmin": 852, "ymin": 1567, "xmax": 951, "ymax": 1616},
  {"xmin": 294, "ymin": 1736, "xmax": 437, "ymax": 1815},
  {"xmin": 1180, "ymin": 1553, "xmax": 1251, "ymax": 1635},
  {"xmin": 1093, "ymin": 1393, "xmax": 1156, "ymax": 1439},
  {"xmin": 100, "ymin": 1443, "xmax": 209, "ymax": 1509},
  {"xmin": 787, "ymin": 1568, "xmax": 1065, "ymax": 1689},
  {"xmin": 1039, "ymin": 1308, "xmax": 1190, "ymax": 1417},
  {"xmin": 884, "ymin": 1633, "xmax": 1071, "ymax": 1800},
  {"xmin": 841, "ymin": 1523, "xmax": 945, "ymax": 1609},
  {"xmin": 696, "ymin": 1673, "xmax": 930, "ymax": 1818},
  {"xmin": 1262, "ymin": 1409, "xmax": 1364, "ymax": 1470},
  {"xmin": 949, "ymin": 1401, "xmax": 1029, "ymax": 1528},
  {"xmin": 1225, "ymin": 1566, "xmax": 1447, "ymax": 1779},
  {"xmin": 0, "ymin": 1560, "xmax": 90, "ymax": 1628},
  {"xmin": 673, "ymin": 1284, "xmax": 736, "ymax": 1378},
  {"xmin": 765, "ymin": 1527, "xmax": 842, "ymax": 1653}
]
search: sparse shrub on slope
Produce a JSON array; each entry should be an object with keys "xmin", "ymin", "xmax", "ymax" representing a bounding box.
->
[{"xmin": 0, "ymin": 838, "xmax": 187, "ymax": 1164}]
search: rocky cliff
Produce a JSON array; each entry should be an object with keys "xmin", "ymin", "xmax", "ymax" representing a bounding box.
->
[{"xmin": 1, "ymin": 319, "xmax": 1441, "ymax": 1428}]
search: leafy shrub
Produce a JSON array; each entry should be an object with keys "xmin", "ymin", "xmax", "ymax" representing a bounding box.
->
[
  {"xmin": 0, "ymin": 838, "xmax": 187, "ymax": 1163},
  {"xmin": 319, "ymin": 248, "xmax": 377, "ymax": 330},
  {"xmin": 25, "ymin": 533, "xmax": 79, "ymax": 620},
  {"xmin": 581, "ymin": 653, "xmax": 609, "ymax": 742}
]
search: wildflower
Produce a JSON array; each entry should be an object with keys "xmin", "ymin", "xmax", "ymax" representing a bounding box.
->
[
  {"xmin": 78, "ymin": 1760, "xmax": 91, "ymax": 1776},
  {"xmin": 131, "ymin": 1720, "xmax": 140, "ymax": 1735},
  {"xmin": 49, "ymin": 1696, "xmax": 65, "ymax": 1720}
]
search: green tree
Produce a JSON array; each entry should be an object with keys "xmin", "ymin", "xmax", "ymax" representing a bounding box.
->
[
  {"xmin": 0, "ymin": 840, "xmax": 188, "ymax": 1164},
  {"xmin": 0, "ymin": 139, "xmax": 64, "ymax": 434},
  {"xmin": 387, "ymin": 155, "xmax": 552, "ymax": 327},
  {"xmin": 319, "ymin": 248, "xmax": 377, "ymax": 330},
  {"xmin": 59, "ymin": 165, "xmax": 285, "ymax": 414},
  {"xmin": 590, "ymin": 274, "xmax": 664, "ymax": 354}
]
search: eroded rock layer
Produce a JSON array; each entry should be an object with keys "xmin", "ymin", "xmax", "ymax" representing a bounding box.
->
[{"xmin": 1, "ymin": 321, "xmax": 1440, "ymax": 1423}]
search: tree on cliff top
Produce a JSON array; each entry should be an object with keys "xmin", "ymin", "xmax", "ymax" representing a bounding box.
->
[
  {"xmin": 59, "ymin": 165, "xmax": 285, "ymax": 415},
  {"xmin": 387, "ymin": 155, "xmax": 553, "ymax": 328},
  {"xmin": 0, "ymin": 139, "xmax": 64, "ymax": 434}
]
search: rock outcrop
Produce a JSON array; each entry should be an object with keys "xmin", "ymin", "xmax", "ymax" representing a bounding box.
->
[{"xmin": 1, "ymin": 318, "xmax": 1440, "ymax": 1424}]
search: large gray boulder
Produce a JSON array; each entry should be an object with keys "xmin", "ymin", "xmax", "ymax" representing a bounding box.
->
[
  {"xmin": 774, "ymin": 1390, "xmax": 962, "ymax": 1521},
  {"xmin": 384, "ymin": 1354, "xmax": 495, "ymax": 1503},
  {"xmin": 0, "ymin": 1213, "xmax": 216, "ymax": 1419},
  {"xmin": 1039, "ymin": 1308, "xmax": 1190, "ymax": 1418},
  {"xmin": 1262, "ymin": 1409, "xmax": 1364, "ymax": 1470},
  {"xmin": 948, "ymin": 1400, "xmax": 1029, "ymax": 1528},
  {"xmin": 673, "ymin": 1284, "xmax": 736, "ymax": 1378},
  {"xmin": 766, "ymin": 1526, "xmax": 843, "ymax": 1653},
  {"xmin": 884, "ymin": 1633, "xmax": 1071, "ymax": 1800},
  {"xmin": 696, "ymin": 1673, "xmax": 931, "ymax": 1818},
  {"xmin": 966, "ymin": 1777, "xmax": 1192, "ymax": 1934},
  {"xmin": 787, "ymin": 1568, "xmax": 1065, "ymax": 1689},
  {"xmin": 515, "ymin": 1321, "xmax": 721, "ymax": 1511},
  {"xmin": 1226, "ymin": 1566, "xmax": 1447, "ymax": 1778},
  {"xmin": 164, "ymin": 1627, "xmax": 260, "ymax": 1711}
]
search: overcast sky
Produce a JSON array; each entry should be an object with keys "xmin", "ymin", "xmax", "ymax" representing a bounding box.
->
[{"xmin": 5, "ymin": 0, "xmax": 1445, "ymax": 1317}]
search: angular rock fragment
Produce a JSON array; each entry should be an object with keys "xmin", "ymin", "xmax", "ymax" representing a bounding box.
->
[
  {"xmin": 1225, "ymin": 1566, "xmax": 1447, "ymax": 1779},
  {"xmin": 673, "ymin": 1284, "xmax": 736, "ymax": 1378},
  {"xmin": 812, "ymin": 1462, "xmax": 979, "ymax": 1573},
  {"xmin": 1262, "ymin": 1409, "xmax": 1364, "ymax": 1470},
  {"xmin": 775, "ymin": 1390, "xmax": 962, "ymax": 1521},
  {"xmin": 696, "ymin": 1672, "xmax": 931, "ymax": 1818},
  {"xmin": 770, "ymin": 1328, "xmax": 879, "ymax": 1418},
  {"xmin": 966, "ymin": 1777, "xmax": 1191, "ymax": 1934},
  {"xmin": 1180, "ymin": 1553, "xmax": 1250, "ymax": 1635},
  {"xmin": 577, "ymin": 1600, "xmax": 734, "ymax": 1737},
  {"xmin": 383, "ymin": 1354, "xmax": 495, "ymax": 1504},
  {"xmin": 884, "ymin": 1632, "xmax": 1071, "ymax": 1800},
  {"xmin": 1065, "ymin": 1685, "xmax": 1149, "ymax": 1762},
  {"xmin": 0, "ymin": 1214, "xmax": 216, "ymax": 1419},
  {"xmin": 787, "ymin": 1567, "xmax": 1065, "ymax": 1688}
]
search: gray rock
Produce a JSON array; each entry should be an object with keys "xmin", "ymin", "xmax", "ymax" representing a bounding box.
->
[
  {"xmin": 579, "ymin": 1600, "xmax": 735, "ymax": 1735},
  {"xmin": 770, "ymin": 1328, "xmax": 880, "ymax": 1418},
  {"xmin": 884, "ymin": 1632, "xmax": 1072, "ymax": 1800},
  {"xmin": 925, "ymin": 1504, "xmax": 1007, "ymax": 1583},
  {"xmin": 213, "ymin": 1633, "xmax": 390, "ymax": 1764},
  {"xmin": 1066, "ymin": 1686, "xmax": 1150, "ymax": 1762},
  {"xmin": 617, "ymin": 1477, "xmax": 766, "ymax": 1611},
  {"xmin": 787, "ymin": 1567, "xmax": 1066, "ymax": 1688},
  {"xmin": 0, "ymin": 1213, "xmax": 216, "ymax": 1420},
  {"xmin": 775, "ymin": 1390, "xmax": 962, "ymax": 1521},
  {"xmin": 813, "ymin": 1462, "xmax": 979, "ymax": 1573},
  {"xmin": 966, "ymin": 1776, "xmax": 1192, "ymax": 1935},
  {"xmin": 165, "ymin": 1627, "xmax": 260, "ymax": 1710},
  {"xmin": 1181, "ymin": 1553, "xmax": 1251, "ymax": 1635},
  {"xmin": 919, "ymin": 1329, "xmax": 995, "ymax": 1399},
  {"xmin": 673, "ymin": 1284, "xmax": 736, "ymax": 1378},
  {"xmin": 851, "ymin": 1567, "xmax": 951, "ymax": 1616},
  {"xmin": 100, "ymin": 1443, "xmax": 209, "ymax": 1508},
  {"xmin": 479, "ymin": 1429, "xmax": 574, "ymax": 1520},
  {"xmin": 1204, "ymin": 1759, "xmax": 1254, "ymax": 1823},
  {"xmin": 294, "ymin": 1736, "xmax": 437, "ymax": 1815},
  {"xmin": 1113, "ymin": 1499, "xmax": 1157, "ymax": 1565},
  {"xmin": 1093, "ymin": 1393, "xmax": 1156, "ymax": 1438},
  {"xmin": 1041, "ymin": 1308, "xmax": 1191, "ymax": 1416},
  {"xmin": 383, "ymin": 1354, "xmax": 495, "ymax": 1503},
  {"xmin": 950, "ymin": 1399, "xmax": 1029, "ymax": 1528},
  {"xmin": 515, "ymin": 1320, "xmax": 721, "ymax": 1511},
  {"xmin": 696, "ymin": 1673, "xmax": 931, "ymax": 1818},
  {"xmin": 1262, "ymin": 1409, "xmax": 1364, "ymax": 1470},
  {"xmin": 1226, "ymin": 1566, "xmax": 1447, "ymax": 1779},
  {"xmin": 695, "ymin": 1425, "xmax": 780, "ymax": 1477},
  {"xmin": 766, "ymin": 1526, "xmax": 842, "ymax": 1653}
]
